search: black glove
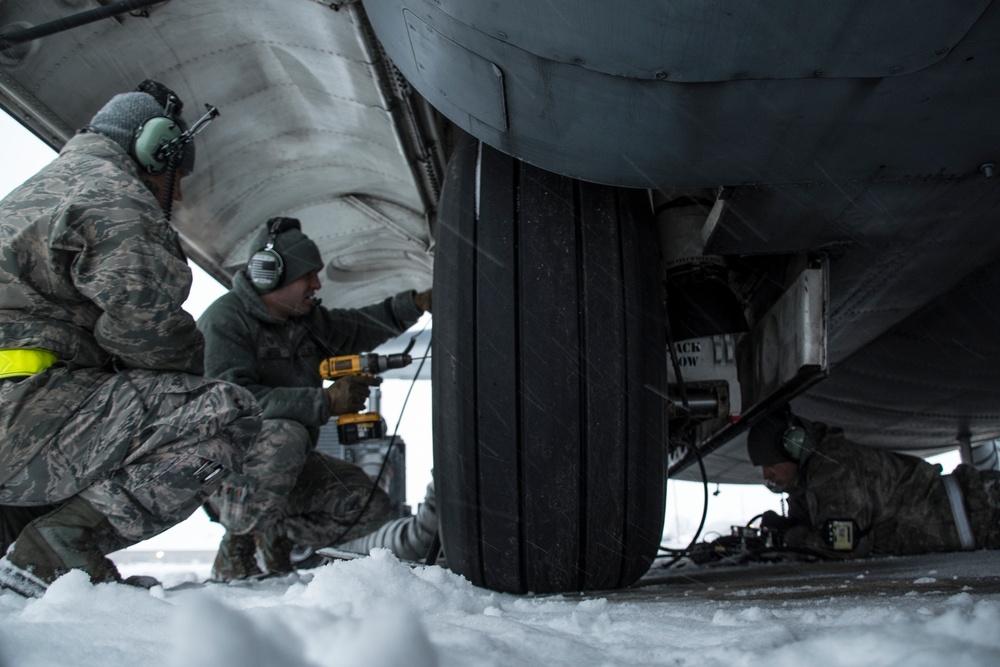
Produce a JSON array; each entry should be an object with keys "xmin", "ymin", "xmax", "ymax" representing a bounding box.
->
[
  {"xmin": 760, "ymin": 510, "xmax": 795, "ymax": 544},
  {"xmin": 413, "ymin": 289, "xmax": 432, "ymax": 313},
  {"xmin": 326, "ymin": 374, "xmax": 382, "ymax": 415}
]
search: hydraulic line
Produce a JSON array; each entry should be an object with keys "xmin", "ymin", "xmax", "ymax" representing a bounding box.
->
[{"xmin": 0, "ymin": 0, "xmax": 167, "ymax": 51}]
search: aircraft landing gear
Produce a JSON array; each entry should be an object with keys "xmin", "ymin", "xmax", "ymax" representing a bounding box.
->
[{"xmin": 433, "ymin": 137, "xmax": 668, "ymax": 594}]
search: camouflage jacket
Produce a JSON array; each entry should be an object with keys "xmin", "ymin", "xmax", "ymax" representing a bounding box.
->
[
  {"xmin": 197, "ymin": 271, "xmax": 421, "ymax": 440},
  {"xmin": 782, "ymin": 419, "xmax": 998, "ymax": 557},
  {"xmin": 0, "ymin": 132, "xmax": 203, "ymax": 373}
]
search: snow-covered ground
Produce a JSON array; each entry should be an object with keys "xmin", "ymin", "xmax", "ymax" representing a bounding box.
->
[{"xmin": 1, "ymin": 547, "xmax": 998, "ymax": 667}]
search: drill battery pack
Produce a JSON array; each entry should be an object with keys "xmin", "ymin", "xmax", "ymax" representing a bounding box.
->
[{"xmin": 337, "ymin": 412, "xmax": 386, "ymax": 444}]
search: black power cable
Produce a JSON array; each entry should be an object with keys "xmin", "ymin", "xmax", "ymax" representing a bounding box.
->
[
  {"xmin": 320, "ymin": 323, "xmax": 432, "ymax": 549},
  {"xmin": 656, "ymin": 442, "xmax": 709, "ymax": 568},
  {"xmin": 656, "ymin": 287, "xmax": 711, "ymax": 567}
]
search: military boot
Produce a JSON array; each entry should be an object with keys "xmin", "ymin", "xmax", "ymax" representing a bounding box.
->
[
  {"xmin": 211, "ymin": 532, "xmax": 263, "ymax": 582},
  {"xmin": 0, "ymin": 497, "xmax": 129, "ymax": 598},
  {"xmin": 255, "ymin": 528, "xmax": 295, "ymax": 576},
  {"xmin": 0, "ymin": 504, "xmax": 56, "ymax": 556}
]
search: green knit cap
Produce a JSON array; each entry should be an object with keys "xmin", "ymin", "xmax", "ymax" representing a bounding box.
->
[{"xmin": 271, "ymin": 227, "xmax": 324, "ymax": 287}]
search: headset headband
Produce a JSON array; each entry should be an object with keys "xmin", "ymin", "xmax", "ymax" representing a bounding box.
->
[
  {"xmin": 136, "ymin": 79, "xmax": 184, "ymax": 119},
  {"xmin": 264, "ymin": 217, "xmax": 301, "ymax": 248}
]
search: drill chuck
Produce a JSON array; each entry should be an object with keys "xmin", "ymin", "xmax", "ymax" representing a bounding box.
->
[
  {"xmin": 364, "ymin": 352, "xmax": 412, "ymax": 375},
  {"xmin": 319, "ymin": 352, "xmax": 413, "ymax": 380}
]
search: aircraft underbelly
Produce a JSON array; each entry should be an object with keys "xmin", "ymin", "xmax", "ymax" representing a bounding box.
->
[
  {"xmin": 0, "ymin": 0, "xmax": 435, "ymax": 308},
  {"xmin": 366, "ymin": 0, "xmax": 1000, "ymax": 188}
]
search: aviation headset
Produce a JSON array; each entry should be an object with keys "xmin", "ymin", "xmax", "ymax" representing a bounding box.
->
[
  {"xmin": 246, "ymin": 217, "xmax": 303, "ymax": 292},
  {"xmin": 131, "ymin": 79, "xmax": 187, "ymax": 175},
  {"xmin": 781, "ymin": 417, "xmax": 807, "ymax": 460}
]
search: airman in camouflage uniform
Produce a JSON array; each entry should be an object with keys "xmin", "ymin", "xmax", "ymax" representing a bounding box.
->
[
  {"xmin": 0, "ymin": 83, "xmax": 261, "ymax": 597},
  {"xmin": 747, "ymin": 410, "xmax": 1000, "ymax": 559},
  {"xmin": 197, "ymin": 217, "xmax": 431, "ymax": 579}
]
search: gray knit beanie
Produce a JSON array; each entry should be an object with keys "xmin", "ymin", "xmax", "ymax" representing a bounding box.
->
[
  {"xmin": 88, "ymin": 91, "xmax": 195, "ymax": 172},
  {"xmin": 248, "ymin": 222, "xmax": 324, "ymax": 292}
]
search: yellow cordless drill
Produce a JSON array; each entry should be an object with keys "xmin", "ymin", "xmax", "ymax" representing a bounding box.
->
[{"xmin": 319, "ymin": 353, "xmax": 413, "ymax": 443}]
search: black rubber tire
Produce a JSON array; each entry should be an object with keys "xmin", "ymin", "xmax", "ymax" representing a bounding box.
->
[{"xmin": 432, "ymin": 137, "xmax": 668, "ymax": 594}]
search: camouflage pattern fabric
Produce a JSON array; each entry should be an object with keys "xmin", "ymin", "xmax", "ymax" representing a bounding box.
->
[
  {"xmin": 0, "ymin": 366, "xmax": 260, "ymax": 543},
  {"xmin": 952, "ymin": 463, "xmax": 1000, "ymax": 549},
  {"xmin": 0, "ymin": 133, "xmax": 204, "ymax": 374},
  {"xmin": 0, "ymin": 130, "xmax": 261, "ymax": 544},
  {"xmin": 207, "ymin": 418, "xmax": 390, "ymax": 541},
  {"xmin": 284, "ymin": 443, "xmax": 391, "ymax": 545},
  {"xmin": 197, "ymin": 271, "xmax": 419, "ymax": 548},
  {"xmin": 782, "ymin": 419, "xmax": 999, "ymax": 557}
]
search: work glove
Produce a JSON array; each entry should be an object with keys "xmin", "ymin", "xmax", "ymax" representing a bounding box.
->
[
  {"xmin": 760, "ymin": 510, "xmax": 796, "ymax": 545},
  {"xmin": 413, "ymin": 288, "xmax": 432, "ymax": 314},
  {"xmin": 326, "ymin": 374, "xmax": 381, "ymax": 415}
]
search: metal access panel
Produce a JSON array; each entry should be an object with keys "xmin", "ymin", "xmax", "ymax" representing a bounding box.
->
[
  {"xmin": 669, "ymin": 262, "xmax": 829, "ymax": 481},
  {"xmin": 403, "ymin": 9, "xmax": 507, "ymax": 131},
  {"xmin": 738, "ymin": 264, "xmax": 828, "ymax": 406}
]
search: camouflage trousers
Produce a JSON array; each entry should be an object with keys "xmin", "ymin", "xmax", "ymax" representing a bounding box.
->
[
  {"xmin": 953, "ymin": 464, "xmax": 1000, "ymax": 549},
  {"xmin": 0, "ymin": 366, "xmax": 261, "ymax": 543},
  {"xmin": 208, "ymin": 418, "xmax": 390, "ymax": 546}
]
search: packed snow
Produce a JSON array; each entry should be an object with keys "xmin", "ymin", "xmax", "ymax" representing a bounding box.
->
[{"xmin": 2, "ymin": 547, "xmax": 999, "ymax": 667}]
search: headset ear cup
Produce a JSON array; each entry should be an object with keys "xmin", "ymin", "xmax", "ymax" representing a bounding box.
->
[
  {"xmin": 132, "ymin": 116, "xmax": 182, "ymax": 174},
  {"xmin": 782, "ymin": 425, "xmax": 806, "ymax": 460},
  {"xmin": 247, "ymin": 248, "xmax": 284, "ymax": 292}
]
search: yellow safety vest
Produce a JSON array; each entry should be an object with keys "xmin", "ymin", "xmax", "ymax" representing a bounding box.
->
[{"xmin": 0, "ymin": 348, "xmax": 58, "ymax": 378}]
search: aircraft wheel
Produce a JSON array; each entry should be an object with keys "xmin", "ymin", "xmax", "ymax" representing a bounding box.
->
[{"xmin": 432, "ymin": 137, "xmax": 667, "ymax": 593}]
